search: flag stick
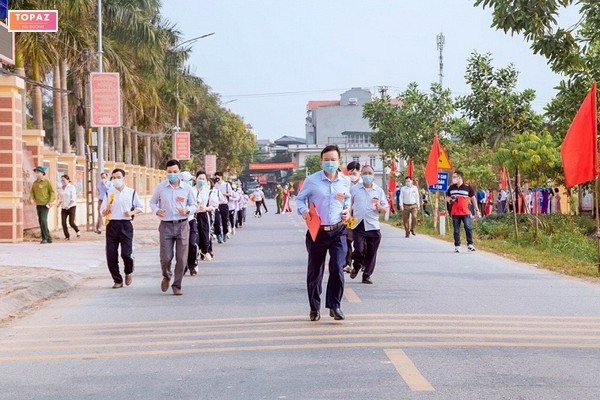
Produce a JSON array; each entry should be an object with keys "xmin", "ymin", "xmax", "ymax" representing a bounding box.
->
[{"xmin": 596, "ymin": 175, "xmax": 600, "ymax": 274}]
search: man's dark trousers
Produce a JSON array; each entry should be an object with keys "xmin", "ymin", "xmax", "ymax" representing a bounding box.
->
[
  {"xmin": 106, "ymin": 220, "xmax": 134, "ymax": 284},
  {"xmin": 305, "ymin": 225, "xmax": 347, "ymax": 311},
  {"xmin": 36, "ymin": 205, "xmax": 51, "ymax": 242},
  {"xmin": 351, "ymin": 221, "xmax": 381, "ymax": 279},
  {"xmin": 186, "ymin": 218, "xmax": 199, "ymax": 272}
]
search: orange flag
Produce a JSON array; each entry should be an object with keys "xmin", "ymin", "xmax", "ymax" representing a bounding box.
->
[
  {"xmin": 425, "ymin": 135, "xmax": 442, "ymax": 186},
  {"xmin": 561, "ymin": 82, "xmax": 598, "ymax": 187}
]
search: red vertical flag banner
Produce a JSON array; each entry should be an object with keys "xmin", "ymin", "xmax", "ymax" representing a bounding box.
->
[
  {"xmin": 560, "ymin": 82, "xmax": 598, "ymax": 187},
  {"xmin": 407, "ymin": 159, "xmax": 414, "ymax": 177},
  {"xmin": 425, "ymin": 135, "xmax": 441, "ymax": 186},
  {"xmin": 500, "ymin": 167, "xmax": 508, "ymax": 190}
]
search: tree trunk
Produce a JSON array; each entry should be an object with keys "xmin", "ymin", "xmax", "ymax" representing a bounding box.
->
[
  {"xmin": 124, "ymin": 127, "xmax": 131, "ymax": 164},
  {"xmin": 60, "ymin": 59, "xmax": 70, "ymax": 153},
  {"xmin": 145, "ymin": 136, "xmax": 151, "ymax": 167},
  {"xmin": 73, "ymin": 78, "xmax": 85, "ymax": 156},
  {"xmin": 108, "ymin": 127, "xmax": 115, "ymax": 161},
  {"xmin": 132, "ymin": 126, "xmax": 138, "ymax": 165},
  {"xmin": 31, "ymin": 60, "xmax": 43, "ymax": 130},
  {"xmin": 116, "ymin": 126, "xmax": 123, "ymax": 162},
  {"xmin": 52, "ymin": 65, "xmax": 63, "ymax": 151}
]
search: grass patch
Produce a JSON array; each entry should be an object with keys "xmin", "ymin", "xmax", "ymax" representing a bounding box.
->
[{"xmin": 386, "ymin": 211, "xmax": 600, "ymax": 279}]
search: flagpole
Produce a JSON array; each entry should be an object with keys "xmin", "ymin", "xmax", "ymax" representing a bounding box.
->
[{"xmin": 595, "ymin": 176, "xmax": 599, "ymax": 273}]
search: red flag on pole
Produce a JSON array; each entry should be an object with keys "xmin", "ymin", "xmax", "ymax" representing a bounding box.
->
[
  {"xmin": 388, "ymin": 159, "xmax": 397, "ymax": 193},
  {"xmin": 407, "ymin": 159, "xmax": 414, "ymax": 177},
  {"xmin": 561, "ymin": 82, "xmax": 598, "ymax": 187},
  {"xmin": 500, "ymin": 167, "xmax": 508, "ymax": 190},
  {"xmin": 425, "ymin": 135, "xmax": 441, "ymax": 186}
]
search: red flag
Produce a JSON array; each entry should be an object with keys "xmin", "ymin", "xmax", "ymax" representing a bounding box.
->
[
  {"xmin": 388, "ymin": 159, "xmax": 397, "ymax": 194},
  {"xmin": 561, "ymin": 82, "xmax": 598, "ymax": 187},
  {"xmin": 425, "ymin": 135, "xmax": 441, "ymax": 186},
  {"xmin": 500, "ymin": 167, "xmax": 508, "ymax": 190},
  {"xmin": 407, "ymin": 159, "xmax": 414, "ymax": 177}
]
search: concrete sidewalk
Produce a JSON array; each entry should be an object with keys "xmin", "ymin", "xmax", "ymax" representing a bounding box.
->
[{"xmin": 0, "ymin": 213, "xmax": 161, "ymax": 323}]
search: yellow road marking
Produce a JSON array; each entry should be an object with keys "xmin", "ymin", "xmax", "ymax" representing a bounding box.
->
[
  {"xmin": 3, "ymin": 340, "xmax": 600, "ymax": 363},
  {"xmin": 18, "ymin": 313, "xmax": 600, "ymax": 329},
  {"xmin": 344, "ymin": 288, "xmax": 361, "ymax": 303},
  {"xmin": 385, "ymin": 349, "xmax": 434, "ymax": 391},
  {"xmin": 3, "ymin": 331, "xmax": 600, "ymax": 352},
  {"xmin": 3, "ymin": 324, "xmax": 600, "ymax": 344}
]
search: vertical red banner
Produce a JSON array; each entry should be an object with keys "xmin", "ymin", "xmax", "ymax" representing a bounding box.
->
[
  {"xmin": 173, "ymin": 132, "xmax": 190, "ymax": 160},
  {"xmin": 90, "ymin": 73, "xmax": 122, "ymax": 127}
]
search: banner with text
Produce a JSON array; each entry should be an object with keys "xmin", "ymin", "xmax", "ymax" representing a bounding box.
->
[{"xmin": 90, "ymin": 72, "xmax": 122, "ymax": 128}]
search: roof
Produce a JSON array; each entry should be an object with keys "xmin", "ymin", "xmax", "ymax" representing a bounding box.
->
[
  {"xmin": 274, "ymin": 135, "xmax": 306, "ymax": 145},
  {"xmin": 307, "ymin": 100, "xmax": 340, "ymax": 110}
]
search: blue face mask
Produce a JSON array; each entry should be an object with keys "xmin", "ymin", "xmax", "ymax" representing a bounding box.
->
[
  {"xmin": 167, "ymin": 173, "xmax": 179, "ymax": 183},
  {"xmin": 322, "ymin": 161, "xmax": 339, "ymax": 174},
  {"xmin": 197, "ymin": 180, "xmax": 206, "ymax": 187},
  {"xmin": 362, "ymin": 175, "xmax": 374, "ymax": 184}
]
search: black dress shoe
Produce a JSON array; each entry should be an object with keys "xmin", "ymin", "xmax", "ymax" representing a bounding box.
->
[
  {"xmin": 309, "ymin": 310, "xmax": 320, "ymax": 321},
  {"xmin": 411, "ymin": 230, "xmax": 416, "ymax": 236},
  {"xmin": 329, "ymin": 308, "xmax": 345, "ymax": 320},
  {"xmin": 350, "ymin": 268, "xmax": 359, "ymax": 279},
  {"xmin": 362, "ymin": 277, "xmax": 373, "ymax": 284}
]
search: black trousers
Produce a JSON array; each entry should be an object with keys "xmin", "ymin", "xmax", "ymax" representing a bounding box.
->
[
  {"xmin": 215, "ymin": 204, "xmax": 229, "ymax": 236},
  {"xmin": 61, "ymin": 206, "xmax": 79, "ymax": 239},
  {"xmin": 106, "ymin": 220, "xmax": 134, "ymax": 284},
  {"xmin": 236, "ymin": 209, "xmax": 244, "ymax": 227},
  {"xmin": 186, "ymin": 219, "xmax": 198, "ymax": 271},
  {"xmin": 305, "ymin": 225, "xmax": 347, "ymax": 311},
  {"xmin": 255, "ymin": 200, "xmax": 263, "ymax": 216},
  {"xmin": 196, "ymin": 211, "xmax": 211, "ymax": 254},
  {"xmin": 352, "ymin": 222, "xmax": 382, "ymax": 279}
]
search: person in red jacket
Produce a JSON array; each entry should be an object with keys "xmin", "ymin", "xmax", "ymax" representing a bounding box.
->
[{"xmin": 445, "ymin": 170, "xmax": 480, "ymax": 253}]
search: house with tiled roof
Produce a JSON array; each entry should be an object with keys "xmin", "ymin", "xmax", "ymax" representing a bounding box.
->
[{"xmin": 288, "ymin": 87, "xmax": 403, "ymax": 188}]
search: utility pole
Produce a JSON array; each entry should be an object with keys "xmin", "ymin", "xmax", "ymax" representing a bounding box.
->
[
  {"xmin": 436, "ymin": 32, "xmax": 445, "ymax": 87},
  {"xmin": 378, "ymin": 86, "xmax": 388, "ymax": 196},
  {"xmin": 97, "ymin": 0, "xmax": 104, "ymax": 175}
]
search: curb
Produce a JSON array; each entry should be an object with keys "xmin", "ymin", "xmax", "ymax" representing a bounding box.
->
[{"xmin": 0, "ymin": 269, "xmax": 81, "ymax": 323}]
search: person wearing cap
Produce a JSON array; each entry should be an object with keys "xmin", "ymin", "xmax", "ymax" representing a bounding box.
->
[
  {"xmin": 296, "ymin": 144, "xmax": 351, "ymax": 322},
  {"xmin": 100, "ymin": 168, "xmax": 144, "ymax": 288},
  {"xmin": 29, "ymin": 166, "xmax": 56, "ymax": 244},
  {"xmin": 179, "ymin": 171, "xmax": 200, "ymax": 276},
  {"xmin": 149, "ymin": 160, "xmax": 197, "ymax": 295}
]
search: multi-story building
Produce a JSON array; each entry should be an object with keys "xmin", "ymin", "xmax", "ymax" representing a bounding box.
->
[{"xmin": 288, "ymin": 87, "xmax": 399, "ymax": 187}]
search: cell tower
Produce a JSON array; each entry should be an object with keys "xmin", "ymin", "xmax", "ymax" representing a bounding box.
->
[{"xmin": 436, "ymin": 32, "xmax": 445, "ymax": 87}]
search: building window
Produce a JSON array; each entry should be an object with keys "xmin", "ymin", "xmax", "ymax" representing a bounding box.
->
[
  {"xmin": 369, "ymin": 155, "xmax": 376, "ymax": 167},
  {"xmin": 352, "ymin": 156, "xmax": 360, "ymax": 163}
]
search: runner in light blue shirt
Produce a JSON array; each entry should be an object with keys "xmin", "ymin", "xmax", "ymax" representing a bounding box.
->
[{"xmin": 295, "ymin": 144, "xmax": 351, "ymax": 322}]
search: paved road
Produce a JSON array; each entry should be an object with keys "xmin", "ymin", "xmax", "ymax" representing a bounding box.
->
[{"xmin": 1, "ymin": 200, "xmax": 600, "ymax": 399}]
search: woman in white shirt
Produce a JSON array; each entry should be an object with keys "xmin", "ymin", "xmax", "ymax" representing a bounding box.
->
[{"xmin": 57, "ymin": 174, "xmax": 80, "ymax": 240}]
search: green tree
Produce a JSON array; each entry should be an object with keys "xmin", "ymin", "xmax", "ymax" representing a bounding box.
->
[
  {"xmin": 291, "ymin": 154, "xmax": 322, "ymax": 181},
  {"xmin": 456, "ymin": 52, "xmax": 542, "ymax": 149},
  {"xmin": 473, "ymin": 0, "xmax": 597, "ymax": 75},
  {"xmin": 494, "ymin": 130, "xmax": 561, "ymax": 238},
  {"xmin": 363, "ymin": 82, "xmax": 456, "ymax": 165}
]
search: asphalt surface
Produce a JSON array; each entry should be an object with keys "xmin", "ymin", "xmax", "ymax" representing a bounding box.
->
[{"xmin": 1, "ymin": 199, "xmax": 600, "ymax": 399}]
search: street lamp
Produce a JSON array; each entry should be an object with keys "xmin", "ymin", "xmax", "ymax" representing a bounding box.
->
[{"xmin": 171, "ymin": 32, "xmax": 215, "ymax": 159}]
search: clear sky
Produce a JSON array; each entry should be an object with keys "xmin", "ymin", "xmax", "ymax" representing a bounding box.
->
[{"xmin": 162, "ymin": 1, "xmax": 579, "ymax": 141}]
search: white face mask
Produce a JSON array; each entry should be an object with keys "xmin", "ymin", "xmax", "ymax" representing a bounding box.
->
[
  {"xmin": 112, "ymin": 178, "xmax": 124, "ymax": 188},
  {"xmin": 350, "ymin": 175, "xmax": 360, "ymax": 183}
]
